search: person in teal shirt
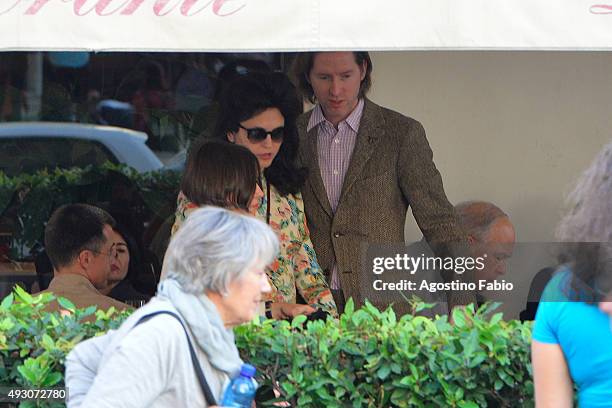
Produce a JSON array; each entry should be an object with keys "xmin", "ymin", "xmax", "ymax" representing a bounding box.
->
[
  {"xmin": 533, "ymin": 268, "xmax": 612, "ymax": 407},
  {"xmin": 531, "ymin": 140, "xmax": 612, "ymax": 408}
]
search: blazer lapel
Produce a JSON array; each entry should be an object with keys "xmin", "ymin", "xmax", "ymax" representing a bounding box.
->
[
  {"xmin": 337, "ymin": 100, "xmax": 384, "ymax": 205},
  {"xmin": 301, "ymin": 117, "xmax": 334, "ymax": 218}
]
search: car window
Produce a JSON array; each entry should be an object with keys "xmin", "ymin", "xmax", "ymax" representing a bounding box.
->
[{"xmin": 0, "ymin": 137, "xmax": 118, "ymax": 176}]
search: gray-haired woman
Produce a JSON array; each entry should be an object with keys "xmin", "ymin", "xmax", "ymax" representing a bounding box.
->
[{"xmin": 65, "ymin": 206, "xmax": 278, "ymax": 407}]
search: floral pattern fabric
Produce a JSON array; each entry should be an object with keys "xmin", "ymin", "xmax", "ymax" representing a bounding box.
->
[{"xmin": 172, "ymin": 178, "xmax": 338, "ymax": 317}]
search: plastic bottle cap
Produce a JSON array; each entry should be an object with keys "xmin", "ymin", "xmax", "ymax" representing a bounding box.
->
[{"xmin": 240, "ymin": 364, "xmax": 256, "ymax": 377}]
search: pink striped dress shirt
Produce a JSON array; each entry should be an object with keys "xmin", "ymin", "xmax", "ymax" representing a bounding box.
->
[{"xmin": 306, "ymin": 99, "xmax": 365, "ymax": 290}]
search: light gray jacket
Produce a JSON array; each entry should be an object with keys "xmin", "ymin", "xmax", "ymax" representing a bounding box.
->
[{"xmin": 65, "ymin": 298, "xmax": 228, "ymax": 408}]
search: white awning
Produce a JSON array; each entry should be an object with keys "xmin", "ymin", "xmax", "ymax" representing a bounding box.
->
[{"xmin": 1, "ymin": 0, "xmax": 612, "ymax": 51}]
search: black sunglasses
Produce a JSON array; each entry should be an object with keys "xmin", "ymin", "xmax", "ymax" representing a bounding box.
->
[{"xmin": 239, "ymin": 124, "xmax": 284, "ymax": 143}]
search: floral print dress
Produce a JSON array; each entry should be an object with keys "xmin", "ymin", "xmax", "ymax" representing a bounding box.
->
[{"xmin": 171, "ymin": 177, "xmax": 338, "ymax": 317}]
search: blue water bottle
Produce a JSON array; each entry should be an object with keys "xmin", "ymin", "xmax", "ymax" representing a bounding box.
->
[{"xmin": 221, "ymin": 363, "xmax": 258, "ymax": 408}]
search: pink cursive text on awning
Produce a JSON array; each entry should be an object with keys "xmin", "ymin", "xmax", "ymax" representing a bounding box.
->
[{"xmin": 0, "ymin": 0, "xmax": 246, "ymax": 17}]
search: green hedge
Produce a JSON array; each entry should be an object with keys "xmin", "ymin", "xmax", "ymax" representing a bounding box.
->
[
  {"xmin": 0, "ymin": 163, "xmax": 180, "ymax": 260},
  {"xmin": 0, "ymin": 288, "xmax": 533, "ymax": 407},
  {"xmin": 237, "ymin": 300, "xmax": 533, "ymax": 408},
  {"xmin": 0, "ymin": 287, "xmax": 131, "ymax": 408}
]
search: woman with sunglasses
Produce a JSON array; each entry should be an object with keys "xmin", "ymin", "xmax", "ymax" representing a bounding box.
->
[{"xmin": 177, "ymin": 72, "xmax": 337, "ymax": 319}]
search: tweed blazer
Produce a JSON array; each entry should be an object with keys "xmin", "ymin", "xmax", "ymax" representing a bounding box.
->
[{"xmin": 297, "ymin": 99, "xmax": 472, "ymax": 311}]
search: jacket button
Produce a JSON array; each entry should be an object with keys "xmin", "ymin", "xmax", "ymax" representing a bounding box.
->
[{"xmin": 333, "ymin": 232, "xmax": 341, "ymax": 238}]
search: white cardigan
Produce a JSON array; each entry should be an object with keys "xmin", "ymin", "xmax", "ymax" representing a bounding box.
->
[{"xmin": 65, "ymin": 298, "xmax": 229, "ymax": 408}]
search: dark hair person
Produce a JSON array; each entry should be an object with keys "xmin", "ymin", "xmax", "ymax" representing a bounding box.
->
[
  {"xmin": 177, "ymin": 138, "xmax": 263, "ymax": 220},
  {"xmin": 172, "ymin": 140, "xmax": 264, "ymax": 238},
  {"xmin": 531, "ymin": 140, "xmax": 612, "ymax": 407},
  {"xmin": 40, "ymin": 203, "xmax": 128, "ymax": 313},
  {"xmin": 45, "ymin": 203, "xmax": 116, "ymax": 272},
  {"xmin": 99, "ymin": 223, "xmax": 151, "ymax": 304},
  {"xmin": 214, "ymin": 71, "xmax": 307, "ymax": 195},
  {"xmin": 177, "ymin": 72, "xmax": 337, "ymax": 319}
]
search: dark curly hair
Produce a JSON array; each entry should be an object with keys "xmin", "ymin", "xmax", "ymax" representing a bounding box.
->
[{"xmin": 213, "ymin": 72, "xmax": 306, "ymax": 196}]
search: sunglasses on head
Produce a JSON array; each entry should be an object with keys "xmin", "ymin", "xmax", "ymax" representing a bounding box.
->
[{"xmin": 239, "ymin": 124, "xmax": 284, "ymax": 143}]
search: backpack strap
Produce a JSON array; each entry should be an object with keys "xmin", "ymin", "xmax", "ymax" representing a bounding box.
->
[{"xmin": 134, "ymin": 310, "xmax": 218, "ymax": 406}]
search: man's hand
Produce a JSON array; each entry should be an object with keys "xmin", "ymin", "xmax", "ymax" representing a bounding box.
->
[{"xmin": 271, "ymin": 303, "xmax": 316, "ymax": 319}]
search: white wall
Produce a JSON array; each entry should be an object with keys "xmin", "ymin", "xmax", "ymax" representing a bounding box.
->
[{"xmin": 368, "ymin": 51, "xmax": 612, "ymax": 317}]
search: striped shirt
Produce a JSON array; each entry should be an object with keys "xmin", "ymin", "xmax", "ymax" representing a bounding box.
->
[{"xmin": 307, "ymin": 99, "xmax": 365, "ymax": 289}]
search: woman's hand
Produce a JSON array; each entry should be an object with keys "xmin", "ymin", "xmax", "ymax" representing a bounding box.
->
[{"xmin": 271, "ymin": 303, "xmax": 316, "ymax": 320}]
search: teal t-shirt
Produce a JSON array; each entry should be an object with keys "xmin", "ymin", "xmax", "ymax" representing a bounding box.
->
[{"xmin": 533, "ymin": 268, "xmax": 612, "ymax": 407}]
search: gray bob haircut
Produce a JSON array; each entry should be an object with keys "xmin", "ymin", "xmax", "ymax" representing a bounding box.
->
[{"xmin": 162, "ymin": 207, "xmax": 278, "ymax": 295}]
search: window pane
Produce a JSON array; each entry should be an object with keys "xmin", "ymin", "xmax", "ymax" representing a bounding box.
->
[{"xmin": 0, "ymin": 137, "xmax": 116, "ymax": 176}]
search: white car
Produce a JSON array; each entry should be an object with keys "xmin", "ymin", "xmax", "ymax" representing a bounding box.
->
[{"xmin": 0, "ymin": 122, "xmax": 164, "ymax": 176}]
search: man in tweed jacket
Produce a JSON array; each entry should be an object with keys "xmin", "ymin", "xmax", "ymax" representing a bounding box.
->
[{"xmin": 292, "ymin": 52, "xmax": 475, "ymax": 313}]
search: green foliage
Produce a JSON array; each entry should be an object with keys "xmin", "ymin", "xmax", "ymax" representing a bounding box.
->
[
  {"xmin": 235, "ymin": 299, "xmax": 534, "ymax": 407},
  {"xmin": 0, "ymin": 163, "xmax": 180, "ymax": 260},
  {"xmin": 0, "ymin": 287, "xmax": 130, "ymax": 408},
  {"xmin": 0, "ymin": 290, "xmax": 533, "ymax": 407}
]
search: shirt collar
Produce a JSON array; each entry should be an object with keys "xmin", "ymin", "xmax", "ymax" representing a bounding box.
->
[{"xmin": 307, "ymin": 99, "xmax": 365, "ymax": 133}]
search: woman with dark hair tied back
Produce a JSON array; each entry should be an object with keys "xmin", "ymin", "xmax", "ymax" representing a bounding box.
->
[
  {"xmin": 175, "ymin": 72, "xmax": 337, "ymax": 319},
  {"xmin": 532, "ymin": 140, "xmax": 612, "ymax": 407}
]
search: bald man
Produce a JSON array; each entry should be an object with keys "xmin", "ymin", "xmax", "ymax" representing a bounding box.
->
[
  {"xmin": 454, "ymin": 201, "xmax": 516, "ymax": 282},
  {"xmin": 407, "ymin": 201, "xmax": 515, "ymax": 317}
]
